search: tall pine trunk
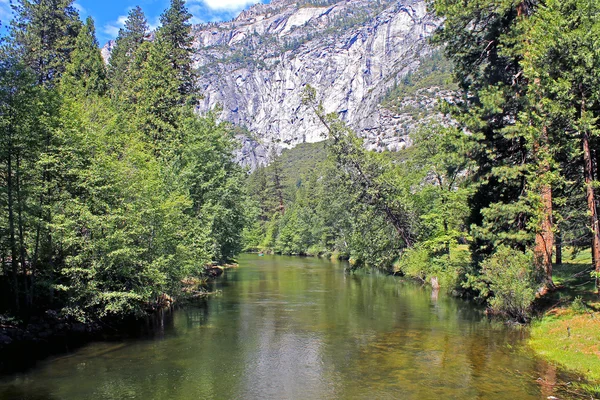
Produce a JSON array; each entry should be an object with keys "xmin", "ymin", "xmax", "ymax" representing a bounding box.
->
[
  {"xmin": 532, "ymin": 112, "xmax": 554, "ymax": 287},
  {"xmin": 555, "ymin": 229, "xmax": 562, "ymax": 265},
  {"xmin": 583, "ymin": 131, "xmax": 600, "ymax": 294},
  {"xmin": 534, "ymin": 173, "xmax": 554, "ymax": 285},
  {"xmin": 7, "ymin": 129, "xmax": 20, "ymax": 311},
  {"xmin": 579, "ymin": 93, "xmax": 600, "ymax": 295},
  {"xmin": 519, "ymin": 4, "xmax": 554, "ymax": 287}
]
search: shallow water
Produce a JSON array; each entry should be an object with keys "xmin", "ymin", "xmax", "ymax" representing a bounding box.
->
[{"xmin": 0, "ymin": 254, "xmax": 577, "ymax": 399}]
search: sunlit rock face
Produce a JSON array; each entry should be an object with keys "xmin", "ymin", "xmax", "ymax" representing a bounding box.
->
[
  {"xmin": 103, "ymin": 0, "xmax": 446, "ymax": 170},
  {"xmin": 101, "ymin": 40, "xmax": 115, "ymax": 64},
  {"xmin": 190, "ymin": 0, "xmax": 445, "ymax": 170}
]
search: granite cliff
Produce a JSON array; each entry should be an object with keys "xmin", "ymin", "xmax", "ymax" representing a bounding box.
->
[{"xmin": 104, "ymin": 0, "xmax": 450, "ymax": 169}]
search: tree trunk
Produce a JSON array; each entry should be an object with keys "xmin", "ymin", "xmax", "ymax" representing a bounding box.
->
[
  {"xmin": 555, "ymin": 229, "xmax": 562, "ymax": 265},
  {"xmin": 16, "ymin": 153, "xmax": 30, "ymax": 308},
  {"xmin": 534, "ymin": 179, "xmax": 554, "ymax": 285},
  {"xmin": 533, "ymin": 123, "xmax": 554, "ymax": 287},
  {"xmin": 583, "ymin": 131, "xmax": 600, "ymax": 294},
  {"xmin": 7, "ymin": 136, "xmax": 19, "ymax": 311}
]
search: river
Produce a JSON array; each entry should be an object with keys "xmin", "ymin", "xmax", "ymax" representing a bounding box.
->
[{"xmin": 0, "ymin": 254, "xmax": 578, "ymax": 399}]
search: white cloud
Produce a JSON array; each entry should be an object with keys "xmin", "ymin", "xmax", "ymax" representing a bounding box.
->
[
  {"xmin": 194, "ymin": 0, "xmax": 260, "ymax": 11},
  {"xmin": 103, "ymin": 15, "xmax": 127, "ymax": 38},
  {"xmin": 148, "ymin": 16, "xmax": 160, "ymax": 32}
]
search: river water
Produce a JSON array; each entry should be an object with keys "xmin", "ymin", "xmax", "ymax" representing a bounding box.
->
[{"xmin": 0, "ymin": 254, "xmax": 578, "ymax": 399}]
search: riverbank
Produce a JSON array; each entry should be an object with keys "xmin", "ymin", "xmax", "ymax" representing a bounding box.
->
[
  {"xmin": 0, "ymin": 304, "xmax": 195, "ymax": 374},
  {"xmin": 529, "ymin": 308, "xmax": 600, "ymax": 397},
  {"xmin": 0, "ymin": 311, "xmax": 107, "ymax": 374},
  {"xmin": 528, "ymin": 250, "xmax": 600, "ymax": 394},
  {"xmin": 0, "ymin": 264, "xmax": 236, "ymax": 375}
]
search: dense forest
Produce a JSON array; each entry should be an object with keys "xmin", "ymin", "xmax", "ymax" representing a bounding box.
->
[
  {"xmin": 244, "ymin": 0, "xmax": 600, "ymax": 322},
  {"xmin": 1, "ymin": 0, "xmax": 600, "ymax": 329},
  {"xmin": 0, "ymin": 0, "xmax": 249, "ymax": 322}
]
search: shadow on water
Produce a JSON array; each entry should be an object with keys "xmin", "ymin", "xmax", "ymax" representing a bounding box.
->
[{"xmin": 0, "ymin": 386, "xmax": 59, "ymax": 400}]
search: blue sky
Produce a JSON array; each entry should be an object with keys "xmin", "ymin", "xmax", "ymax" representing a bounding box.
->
[{"xmin": 0, "ymin": 0, "xmax": 270, "ymax": 44}]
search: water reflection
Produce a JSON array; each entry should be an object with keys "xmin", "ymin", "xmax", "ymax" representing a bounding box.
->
[{"xmin": 0, "ymin": 254, "xmax": 578, "ymax": 399}]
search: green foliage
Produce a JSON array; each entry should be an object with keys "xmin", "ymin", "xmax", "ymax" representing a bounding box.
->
[
  {"xmin": 430, "ymin": 0, "xmax": 541, "ymax": 263},
  {"xmin": 570, "ymin": 296, "xmax": 587, "ymax": 314},
  {"xmin": 466, "ymin": 246, "xmax": 537, "ymax": 321},
  {"xmin": 10, "ymin": 0, "xmax": 81, "ymax": 86},
  {"xmin": 108, "ymin": 6, "xmax": 148, "ymax": 100},
  {"xmin": 245, "ymin": 118, "xmax": 475, "ymax": 276},
  {"xmin": 157, "ymin": 0, "xmax": 195, "ymax": 98},
  {"xmin": 126, "ymin": 1, "xmax": 195, "ymax": 150},
  {"xmin": 0, "ymin": 51, "xmax": 57, "ymax": 311},
  {"xmin": 180, "ymin": 116, "xmax": 248, "ymax": 262},
  {"xmin": 0, "ymin": 2, "xmax": 250, "ymax": 321},
  {"xmin": 50, "ymin": 95, "xmax": 212, "ymax": 320},
  {"xmin": 396, "ymin": 243, "xmax": 470, "ymax": 289},
  {"xmin": 61, "ymin": 17, "xmax": 107, "ymax": 97}
]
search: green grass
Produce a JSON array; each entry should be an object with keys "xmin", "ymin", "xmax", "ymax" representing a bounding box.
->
[
  {"xmin": 529, "ymin": 310, "xmax": 600, "ymax": 383},
  {"xmin": 530, "ymin": 247, "xmax": 600, "ymax": 385},
  {"xmin": 551, "ymin": 247, "xmax": 597, "ymax": 305}
]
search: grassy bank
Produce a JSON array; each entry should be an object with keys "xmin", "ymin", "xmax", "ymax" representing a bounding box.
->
[
  {"xmin": 530, "ymin": 310, "xmax": 600, "ymax": 382},
  {"xmin": 529, "ymin": 248, "xmax": 600, "ymax": 392}
]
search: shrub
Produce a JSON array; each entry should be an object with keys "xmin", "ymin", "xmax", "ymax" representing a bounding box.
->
[
  {"xmin": 570, "ymin": 296, "xmax": 587, "ymax": 314},
  {"xmin": 396, "ymin": 246, "xmax": 429, "ymax": 282},
  {"xmin": 395, "ymin": 244, "xmax": 468, "ymax": 288},
  {"xmin": 467, "ymin": 246, "xmax": 537, "ymax": 322}
]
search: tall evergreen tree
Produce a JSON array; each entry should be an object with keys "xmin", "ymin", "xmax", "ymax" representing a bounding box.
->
[
  {"xmin": 10, "ymin": 0, "xmax": 81, "ymax": 86},
  {"xmin": 430, "ymin": 0, "xmax": 555, "ymax": 286},
  {"xmin": 520, "ymin": 0, "xmax": 600, "ymax": 294},
  {"xmin": 108, "ymin": 6, "xmax": 148, "ymax": 97},
  {"xmin": 134, "ymin": 38, "xmax": 182, "ymax": 146},
  {"xmin": 158, "ymin": 0, "xmax": 195, "ymax": 98},
  {"xmin": 62, "ymin": 16, "xmax": 107, "ymax": 97},
  {"xmin": 132, "ymin": 0, "xmax": 194, "ymax": 148}
]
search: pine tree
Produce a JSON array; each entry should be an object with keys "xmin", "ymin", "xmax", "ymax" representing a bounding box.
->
[
  {"xmin": 62, "ymin": 17, "xmax": 107, "ymax": 97},
  {"xmin": 133, "ymin": 38, "xmax": 181, "ymax": 145},
  {"xmin": 108, "ymin": 6, "xmax": 148, "ymax": 97},
  {"xmin": 430, "ymin": 1, "xmax": 556, "ymax": 286},
  {"xmin": 520, "ymin": 0, "xmax": 600, "ymax": 294},
  {"xmin": 158, "ymin": 0, "xmax": 195, "ymax": 98},
  {"xmin": 10, "ymin": 0, "xmax": 81, "ymax": 86},
  {"xmin": 132, "ymin": 0, "xmax": 195, "ymax": 149}
]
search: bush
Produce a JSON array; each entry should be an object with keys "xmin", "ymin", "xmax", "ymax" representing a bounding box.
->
[
  {"xmin": 306, "ymin": 245, "xmax": 327, "ymax": 257},
  {"xmin": 395, "ymin": 244, "xmax": 468, "ymax": 288},
  {"xmin": 467, "ymin": 246, "xmax": 537, "ymax": 322},
  {"xmin": 570, "ymin": 296, "xmax": 587, "ymax": 314},
  {"xmin": 396, "ymin": 246, "xmax": 429, "ymax": 281}
]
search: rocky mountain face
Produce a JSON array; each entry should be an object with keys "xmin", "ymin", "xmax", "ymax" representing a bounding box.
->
[
  {"xmin": 101, "ymin": 40, "xmax": 115, "ymax": 64},
  {"xmin": 104, "ymin": 0, "xmax": 448, "ymax": 169}
]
